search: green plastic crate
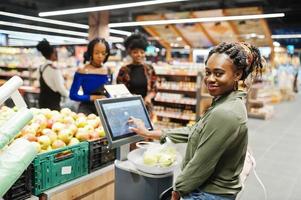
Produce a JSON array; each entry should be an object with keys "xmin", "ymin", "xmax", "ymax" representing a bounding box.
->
[{"xmin": 32, "ymin": 142, "xmax": 89, "ymax": 195}]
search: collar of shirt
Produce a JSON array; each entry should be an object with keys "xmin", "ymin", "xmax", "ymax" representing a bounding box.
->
[{"xmin": 211, "ymin": 90, "xmax": 246, "ymax": 107}]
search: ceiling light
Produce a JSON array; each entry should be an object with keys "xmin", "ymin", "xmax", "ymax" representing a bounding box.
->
[
  {"xmin": 0, "ymin": 11, "xmax": 88, "ymax": 29},
  {"xmin": 39, "ymin": 0, "xmax": 188, "ymax": 17},
  {"xmin": 0, "ymin": 29, "xmax": 88, "ymax": 43},
  {"xmin": 184, "ymin": 45, "xmax": 190, "ymax": 49},
  {"xmin": 0, "ymin": 21, "xmax": 88, "ymax": 37},
  {"xmin": 109, "ymin": 29, "xmax": 131, "ymax": 36},
  {"xmin": 109, "ymin": 13, "xmax": 285, "ymax": 27},
  {"xmin": 0, "ymin": 29, "xmax": 123, "ymax": 44},
  {"xmin": 0, "ymin": 11, "xmax": 130, "ymax": 36},
  {"xmin": 176, "ymin": 37, "xmax": 182, "ymax": 41},
  {"xmin": 273, "ymin": 41, "xmax": 280, "ymax": 47},
  {"xmin": 271, "ymin": 34, "xmax": 301, "ymax": 39}
]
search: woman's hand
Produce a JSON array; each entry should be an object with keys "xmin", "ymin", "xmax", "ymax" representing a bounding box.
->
[
  {"xmin": 144, "ymin": 95, "xmax": 152, "ymax": 105},
  {"xmin": 171, "ymin": 191, "xmax": 181, "ymax": 200},
  {"xmin": 128, "ymin": 117, "xmax": 150, "ymax": 137},
  {"xmin": 90, "ymin": 95, "xmax": 106, "ymax": 101},
  {"xmin": 128, "ymin": 117, "xmax": 162, "ymax": 140}
]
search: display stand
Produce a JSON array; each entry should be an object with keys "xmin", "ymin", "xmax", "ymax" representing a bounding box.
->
[
  {"xmin": 40, "ymin": 165, "xmax": 114, "ymax": 200},
  {"xmin": 94, "ymin": 95, "xmax": 174, "ymax": 200},
  {"xmin": 114, "ymin": 145, "xmax": 173, "ymax": 200}
]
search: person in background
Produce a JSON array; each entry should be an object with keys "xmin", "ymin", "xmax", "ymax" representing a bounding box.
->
[
  {"xmin": 69, "ymin": 37, "xmax": 111, "ymax": 115},
  {"xmin": 117, "ymin": 33, "xmax": 157, "ymax": 115},
  {"xmin": 129, "ymin": 42, "xmax": 265, "ymax": 200},
  {"xmin": 37, "ymin": 39, "xmax": 69, "ymax": 111}
]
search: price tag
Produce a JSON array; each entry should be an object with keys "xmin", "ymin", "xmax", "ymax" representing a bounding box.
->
[{"xmin": 61, "ymin": 166, "xmax": 72, "ymax": 175}]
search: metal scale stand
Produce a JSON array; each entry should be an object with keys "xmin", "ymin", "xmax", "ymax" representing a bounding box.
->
[{"xmin": 114, "ymin": 144, "xmax": 173, "ymax": 200}]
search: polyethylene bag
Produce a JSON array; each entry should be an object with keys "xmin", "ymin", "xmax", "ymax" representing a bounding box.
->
[
  {"xmin": 0, "ymin": 138, "xmax": 37, "ymax": 197},
  {"xmin": 0, "ymin": 108, "xmax": 32, "ymax": 149}
]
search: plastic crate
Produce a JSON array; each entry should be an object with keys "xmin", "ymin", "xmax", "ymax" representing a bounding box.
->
[
  {"xmin": 88, "ymin": 138, "xmax": 116, "ymax": 173},
  {"xmin": 3, "ymin": 165, "xmax": 32, "ymax": 200},
  {"xmin": 32, "ymin": 142, "xmax": 89, "ymax": 195}
]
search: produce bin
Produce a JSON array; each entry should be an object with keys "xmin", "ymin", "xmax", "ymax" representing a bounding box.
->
[
  {"xmin": 3, "ymin": 165, "xmax": 33, "ymax": 200},
  {"xmin": 32, "ymin": 142, "xmax": 89, "ymax": 195},
  {"xmin": 88, "ymin": 138, "xmax": 116, "ymax": 173}
]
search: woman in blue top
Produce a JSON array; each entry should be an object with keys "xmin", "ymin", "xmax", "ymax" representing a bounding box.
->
[{"xmin": 69, "ymin": 38, "xmax": 111, "ymax": 115}]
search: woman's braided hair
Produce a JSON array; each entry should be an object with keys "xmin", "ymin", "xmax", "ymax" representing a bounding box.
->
[{"xmin": 205, "ymin": 42, "xmax": 264, "ymax": 80}]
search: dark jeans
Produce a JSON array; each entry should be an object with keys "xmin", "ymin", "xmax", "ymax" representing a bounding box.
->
[{"xmin": 182, "ymin": 189, "xmax": 236, "ymax": 200}]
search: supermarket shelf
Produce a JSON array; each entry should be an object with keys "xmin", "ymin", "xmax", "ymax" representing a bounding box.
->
[
  {"xmin": 156, "ymin": 72, "xmax": 198, "ymax": 77},
  {"xmin": 157, "ymin": 87, "xmax": 196, "ymax": 93},
  {"xmin": 201, "ymin": 93, "xmax": 212, "ymax": 98},
  {"xmin": 154, "ymin": 98, "xmax": 196, "ymax": 105},
  {"xmin": 0, "ymin": 66, "xmax": 37, "ymax": 70},
  {"xmin": 248, "ymin": 112, "xmax": 273, "ymax": 120},
  {"xmin": 155, "ymin": 111, "xmax": 196, "ymax": 121},
  {"xmin": 0, "ymin": 73, "xmax": 36, "ymax": 80},
  {"xmin": 19, "ymin": 86, "xmax": 40, "ymax": 94}
]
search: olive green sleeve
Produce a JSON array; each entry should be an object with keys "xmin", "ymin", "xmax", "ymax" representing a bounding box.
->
[
  {"xmin": 160, "ymin": 125, "xmax": 195, "ymax": 144},
  {"xmin": 174, "ymin": 110, "xmax": 240, "ymax": 196}
]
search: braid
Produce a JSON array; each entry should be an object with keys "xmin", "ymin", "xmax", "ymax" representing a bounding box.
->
[{"xmin": 205, "ymin": 42, "xmax": 264, "ymax": 80}]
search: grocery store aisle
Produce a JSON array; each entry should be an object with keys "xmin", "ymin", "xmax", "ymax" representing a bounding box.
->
[{"xmin": 240, "ymin": 93, "xmax": 301, "ymax": 200}]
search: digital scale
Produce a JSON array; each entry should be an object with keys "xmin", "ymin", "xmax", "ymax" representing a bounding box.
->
[{"xmin": 95, "ymin": 95, "xmax": 173, "ymax": 200}]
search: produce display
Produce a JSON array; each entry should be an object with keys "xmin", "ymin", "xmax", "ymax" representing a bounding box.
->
[
  {"xmin": 0, "ymin": 106, "xmax": 105, "ymax": 153},
  {"xmin": 143, "ymin": 145, "xmax": 177, "ymax": 167}
]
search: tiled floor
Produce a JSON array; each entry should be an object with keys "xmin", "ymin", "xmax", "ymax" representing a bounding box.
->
[{"xmin": 240, "ymin": 93, "xmax": 301, "ymax": 200}]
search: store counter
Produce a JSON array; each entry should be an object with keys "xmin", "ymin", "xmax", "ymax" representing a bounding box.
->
[{"xmin": 40, "ymin": 165, "xmax": 114, "ymax": 200}]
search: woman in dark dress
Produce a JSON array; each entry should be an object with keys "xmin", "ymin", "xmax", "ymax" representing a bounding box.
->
[{"xmin": 116, "ymin": 33, "xmax": 157, "ymax": 115}]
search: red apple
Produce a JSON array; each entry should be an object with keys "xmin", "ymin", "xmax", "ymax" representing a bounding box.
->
[
  {"xmin": 52, "ymin": 122, "xmax": 65, "ymax": 133},
  {"xmin": 87, "ymin": 113, "xmax": 97, "ymax": 120},
  {"xmin": 58, "ymin": 129, "xmax": 73, "ymax": 144},
  {"xmin": 60, "ymin": 108, "xmax": 72, "ymax": 116},
  {"xmin": 76, "ymin": 128, "xmax": 90, "ymax": 141},
  {"xmin": 52, "ymin": 139, "xmax": 66, "ymax": 149},
  {"xmin": 38, "ymin": 135, "xmax": 51, "ymax": 150},
  {"xmin": 46, "ymin": 119, "xmax": 54, "ymax": 129},
  {"xmin": 22, "ymin": 134, "xmax": 38, "ymax": 142},
  {"xmin": 89, "ymin": 131, "xmax": 100, "ymax": 140},
  {"xmin": 68, "ymin": 138, "xmax": 80, "ymax": 146},
  {"xmin": 31, "ymin": 141, "xmax": 41, "ymax": 153}
]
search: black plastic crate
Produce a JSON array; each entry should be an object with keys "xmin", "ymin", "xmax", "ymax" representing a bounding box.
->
[
  {"xmin": 3, "ymin": 165, "xmax": 32, "ymax": 200},
  {"xmin": 89, "ymin": 138, "xmax": 116, "ymax": 173}
]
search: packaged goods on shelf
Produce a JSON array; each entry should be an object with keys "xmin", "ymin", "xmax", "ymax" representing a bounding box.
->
[
  {"xmin": 247, "ymin": 83, "xmax": 275, "ymax": 120},
  {"xmin": 152, "ymin": 62, "xmax": 208, "ymax": 127}
]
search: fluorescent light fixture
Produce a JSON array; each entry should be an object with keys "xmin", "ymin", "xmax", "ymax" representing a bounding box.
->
[
  {"xmin": 0, "ymin": 11, "xmax": 131, "ymax": 36},
  {"xmin": 0, "ymin": 11, "xmax": 88, "ymax": 29},
  {"xmin": 0, "ymin": 21, "xmax": 88, "ymax": 37},
  {"xmin": 39, "ymin": 0, "xmax": 188, "ymax": 17},
  {"xmin": 0, "ymin": 29, "xmax": 88, "ymax": 44},
  {"xmin": 109, "ymin": 13, "xmax": 285, "ymax": 27},
  {"xmin": 273, "ymin": 41, "xmax": 280, "ymax": 47},
  {"xmin": 271, "ymin": 34, "xmax": 301, "ymax": 39},
  {"xmin": 109, "ymin": 29, "xmax": 131, "ymax": 36},
  {"xmin": 0, "ymin": 29, "xmax": 123, "ymax": 44}
]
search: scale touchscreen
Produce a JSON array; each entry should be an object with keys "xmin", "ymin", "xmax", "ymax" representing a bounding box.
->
[{"xmin": 102, "ymin": 99, "xmax": 151, "ymax": 137}]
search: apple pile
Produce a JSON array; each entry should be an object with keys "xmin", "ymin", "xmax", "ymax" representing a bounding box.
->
[{"xmin": 0, "ymin": 107, "xmax": 106, "ymax": 153}]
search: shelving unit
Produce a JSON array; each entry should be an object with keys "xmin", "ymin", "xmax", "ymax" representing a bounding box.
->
[
  {"xmin": 247, "ymin": 83, "xmax": 275, "ymax": 120},
  {"xmin": 153, "ymin": 63, "xmax": 212, "ymax": 129}
]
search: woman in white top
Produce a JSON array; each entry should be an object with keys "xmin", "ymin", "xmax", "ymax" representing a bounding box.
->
[{"xmin": 37, "ymin": 39, "xmax": 69, "ymax": 110}]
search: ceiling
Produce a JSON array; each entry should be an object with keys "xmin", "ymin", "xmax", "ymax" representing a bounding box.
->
[{"xmin": 1, "ymin": 0, "xmax": 301, "ymax": 48}]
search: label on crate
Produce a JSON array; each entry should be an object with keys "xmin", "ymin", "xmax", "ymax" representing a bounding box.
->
[{"xmin": 61, "ymin": 166, "xmax": 72, "ymax": 175}]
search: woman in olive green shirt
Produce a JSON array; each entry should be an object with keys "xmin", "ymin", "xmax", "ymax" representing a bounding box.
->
[{"xmin": 129, "ymin": 42, "xmax": 264, "ymax": 200}]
